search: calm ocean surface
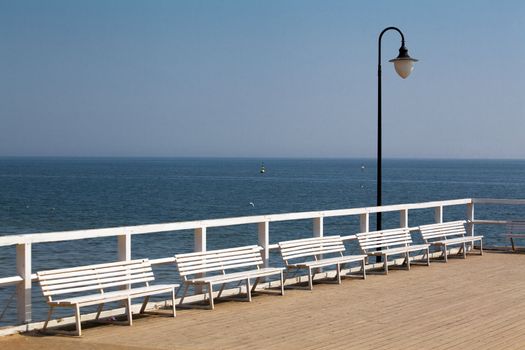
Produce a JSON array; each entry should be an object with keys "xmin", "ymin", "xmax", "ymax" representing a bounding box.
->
[{"xmin": 1, "ymin": 157, "xmax": 524, "ymax": 325}]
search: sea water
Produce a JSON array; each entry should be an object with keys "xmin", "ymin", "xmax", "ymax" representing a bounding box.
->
[{"xmin": 0, "ymin": 157, "xmax": 524, "ymax": 326}]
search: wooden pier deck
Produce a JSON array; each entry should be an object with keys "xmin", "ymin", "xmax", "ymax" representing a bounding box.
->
[{"xmin": 2, "ymin": 250, "xmax": 525, "ymax": 350}]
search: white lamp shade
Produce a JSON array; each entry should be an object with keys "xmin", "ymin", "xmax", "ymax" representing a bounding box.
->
[{"xmin": 393, "ymin": 59, "xmax": 414, "ymax": 79}]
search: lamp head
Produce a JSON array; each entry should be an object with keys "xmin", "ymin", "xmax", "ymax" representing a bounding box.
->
[{"xmin": 389, "ymin": 45, "xmax": 418, "ymax": 79}]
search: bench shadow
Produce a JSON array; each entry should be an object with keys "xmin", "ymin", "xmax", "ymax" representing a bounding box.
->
[{"xmin": 23, "ymin": 306, "xmax": 176, "ymax": 338}]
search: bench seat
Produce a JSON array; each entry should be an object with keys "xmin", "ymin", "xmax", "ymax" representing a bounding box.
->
[
  {"xmin": 287, "ymin": 254, "xmax": 367, "ymax": 269},
  {"xmin": 418, "ymin": 221, "xmax": 483, "ymax": 262},
  {"xmin": 278, "ymin": 235, "xmax": 367, "ymax": 290},
  {"xmin": 37, "ymin": 259, "xmax": 178, "ymax": 336},
  {"xmin": 49, "ymin": 284, "xmax": 176, "ymax": 307},
  {"xmin": 364, "ymin": 244, "xmax": 430, "ymax": 256},
  {"xmin": 356, "ymin": 228, "xmax": 430, "ymax": 274},
  {"xmin": 429, "ymin": 235, "xmax": 484, "ymax": 246},
  {"xmin": 187, "ymin": 267, "xmax": 284, "ymax": 285},
  {"xmin": 175, "ymin": 246, "xmax": 284, "ymax": 310}
]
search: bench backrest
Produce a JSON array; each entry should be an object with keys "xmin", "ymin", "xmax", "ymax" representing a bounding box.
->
[
  {"xmin": 507, "ymin": 220, "xmax": 525, "ymax": 234},
  {"xmin": 356, "ymin": 228, "xmax": 412, "ymax": 253},
  {"xmin": 175, "ymin": 245, "xmax": 264, "ymax": 280},
  {"xmin": 278, "ymin": 236, "xmax": 345, "ymax": 264},
  {"xmin": 419, "ymin": 220, "xmax": 468, "ymax": 242},
  {"xmin": 37, "ymin": 259, "xmax": 154, "ymax": 302}
]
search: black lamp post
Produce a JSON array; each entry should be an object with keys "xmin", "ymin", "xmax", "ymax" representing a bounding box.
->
[{"xmin": 376, "ymin": 27, "xmax": 418, "ymax": 232}]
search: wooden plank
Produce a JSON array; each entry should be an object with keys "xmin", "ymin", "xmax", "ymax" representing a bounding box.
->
[
  {"xmin": 39, "ymin": 267, "xmax": 153, "ymax": 286},
  {"xmin": 176, "ymin": 251, "xmax": 261, "ymax": 264},
  {"xmin": 177, "ymin": 258, "xmax": 262, "ymax": 275},
  {"xmin": 42, "ymin": 272, "xmax": 155, "ymax": 292},
  {"xmin": 280, "ymin": 244, "xmax": 345, "ymax": 256},
  {"xmin": 279, "ymin": 241, "xmax": 344, "ymax": 253},
  {"xmin": 179, "ymin": 261, "xmax": 263, "ymax": 277},
  {"xmin": 357, "ymin": 235, "xmax": 411, "ymax": 246},
  {"xmin": 38, "ymin": 263, "xmax": 150, "ymax": 282},
  {"xmin": 176, "ymin": 245, "xmax": 260, "ymax": 259},
  {"xmin": 176, "ymin": 245, "xmax": 266, "ymax": 278},
  {"xmin": 37, "ymin": 259, "xmax": 149, "ymax": 276},
  {"xmin": 44, "ymin": 276, "xmax": 155, "ymax": 296},
  {"xmin": 278, "ymin": 236, "xmax": 342, "ymax": 247},
  {"xmin": 283, "ymin": 247, "xmax": 347, "ymax": 260}
]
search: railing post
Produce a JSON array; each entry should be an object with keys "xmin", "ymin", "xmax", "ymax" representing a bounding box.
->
[
  {"xmin": 16, "ymin": 243, "xmax": 31, "ymax": 324},
  {"xmin": 467, "ymin": 202, "xmax": 475, "ymax": 236},
  {"xmin": 313, "ymin": 217, "xmax": 323, "ymax": 237},
  {"xmin": 258, "ymin": 221, "xmax": 270, "ymax": 268},
  {"xmin": 434, "ymin": 206, "xmax": 443, "ymax": 223},
  {"xmin": 118, "ymin": 233, "xmax": 131, "ymax": 261},
  {"xmin": 400, "ymin": 209, "xmax": 409, "ymax": 228},
  {"xmin": 194, "ymin": 227, "xmax": 207, "ymax": 294},
  {"xmin": 360, "ymin": 213, "xmax": 369, "ymax": 233},
  {"xmin": 313, "ymin": 217, "xmax": 324, "ymax": 267},
  {"xmin": 195, "ymin": 227, "xmax": 207, "ymax": 252}
]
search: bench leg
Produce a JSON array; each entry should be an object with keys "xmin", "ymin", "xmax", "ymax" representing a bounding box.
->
[
  {"xmin": 95, "ymin": 303, "xmax": 104, "ymax": 320},
  {"xmin": 246, "ymin": 278, "xmax": 252, "ymax": 302},
  {"xmin": 443, "ymin": 245, "xmax": 448, "ymax": 263},
  {"xmin": 74, "ymin": 304, "xmax": 82, "ymax": 337},
  {"xmin": 384, "ymin": 255, "xmax": 388, "ymax": 274},
  {"xmin": 308, "ymin": 267, "xmax": 314, "ymax": 290},
  {"xmin": 179, "ymin": 283, "xmax": 189, "ymax": 305},
  {"xmin": 462, "ymin": 242, "xmax": 467, "ymax": 259},
  {"xmin": 426, "ymin": 248, "xmax": 431, "ymax": 266},
  {"xmin": 361, "ymin": 258, "xmax": 367, "ymax": 280},
  {"xmin": 171, "ymin": 288, "xmax": 177, "ymax": 317},
  {"xmin": 251, "ymin": 277, "xmax": 260, "ymax": 293},
  {"xmin": 511, "ymin": 237, "xmax": 516, "ymax": 251},
  {"xmin": 125, "ymin": 298, "xmax": 132, "ymax": 326},
  {"xmin": 208, "ymin": 283, "xmax": 215, "ymax": 310},
  {"xmin": 43, "ymin": 306, "xmax": 54, "ymax": 333},
  {"xmin": 140, "ymin": 296, "xmax": 150, "ymax": 314},
  {"xmin": 480, "ymin": 239, "xmax": 483, "ymax": 255},
  {"xmin": 336, "ymin": 263, "xmax": 342, "ymax": 284},
  {"xmin": 280, "ymin": 271, "xmax": 285, "ymax": 295},
  {"xmin": 218, "ymin": 283, "xmax": 226, "ymax": 298},
  {"xmin": 406, "ymin": 252, "xmax": 411, "ymax": 271}
]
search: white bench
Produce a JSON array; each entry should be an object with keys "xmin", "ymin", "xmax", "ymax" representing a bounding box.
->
[
  {"xmin": 278, "ymin": 235, "xmax": 366, "ymax": 290},
  {"xmin": 37, "ymin": 259, "xmax": 178, "ymax": 336},
  {"xmin": 418, "ymin": 220, "xmax": 483, "ymax": 262},
  {"xmin": 506, "ymin": 220, "xmax": 525, "ymax": 251},
  {"xmin": 356, "ymin": 228, "xmax": 430, "ymax": 274},
  {"xmin": 175, "ymin": 245, "xmax": 284, "ymax": 310}
]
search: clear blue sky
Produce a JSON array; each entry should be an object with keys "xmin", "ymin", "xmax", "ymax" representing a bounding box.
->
[{"xmin": 1, "ymin": 0, "xmax": 524, "ymax": 158}]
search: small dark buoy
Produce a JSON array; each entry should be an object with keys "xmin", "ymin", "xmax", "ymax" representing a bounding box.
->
[{"xmin": 260, "ymin": 162, "xmax": 265, "ymax": 174}]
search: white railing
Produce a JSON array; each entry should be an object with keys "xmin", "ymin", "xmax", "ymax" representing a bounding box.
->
[{"xmin": 0, "ymin": 197, "xmax": 524, "ymax": 332}]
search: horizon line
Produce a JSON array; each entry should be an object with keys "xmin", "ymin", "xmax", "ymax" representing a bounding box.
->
[{"xmin": 0, "ymin": 155, "xmax": 524, "ymax": 161}]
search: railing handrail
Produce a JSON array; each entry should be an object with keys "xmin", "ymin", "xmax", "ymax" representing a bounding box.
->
[
  {"xmin": 472, "ymin": 198, "xmax": 525, "ymax": 205},
  {"xmin": 1, "ymin": 196, "xmax": 524, "ymax": 332},
  {"xmin": 0, "ymin": 198, "xmax": 472, "ymax": 247}
]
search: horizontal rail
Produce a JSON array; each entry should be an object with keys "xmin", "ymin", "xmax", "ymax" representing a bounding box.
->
[
  {"xmin": 0, "ymin": 220, "xmax": 513, "ymax": 288},
  {"xmin": 1, "ymin": 197, "xmax": 523, "ymax": 331},
  {"xmin": 472, "ymin": 198, "xmax": 525, "ymax": 205},
  {"xmin": 0, "ymin": 276, "xmax": 24, "ymax": 286},
  {"xmin": 472, "ymin": 219, "xmax": 509, "ymax": 225},
  {"xmin": 0, "ymin": 198, "xmax": 472, "ymax": 247}
]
